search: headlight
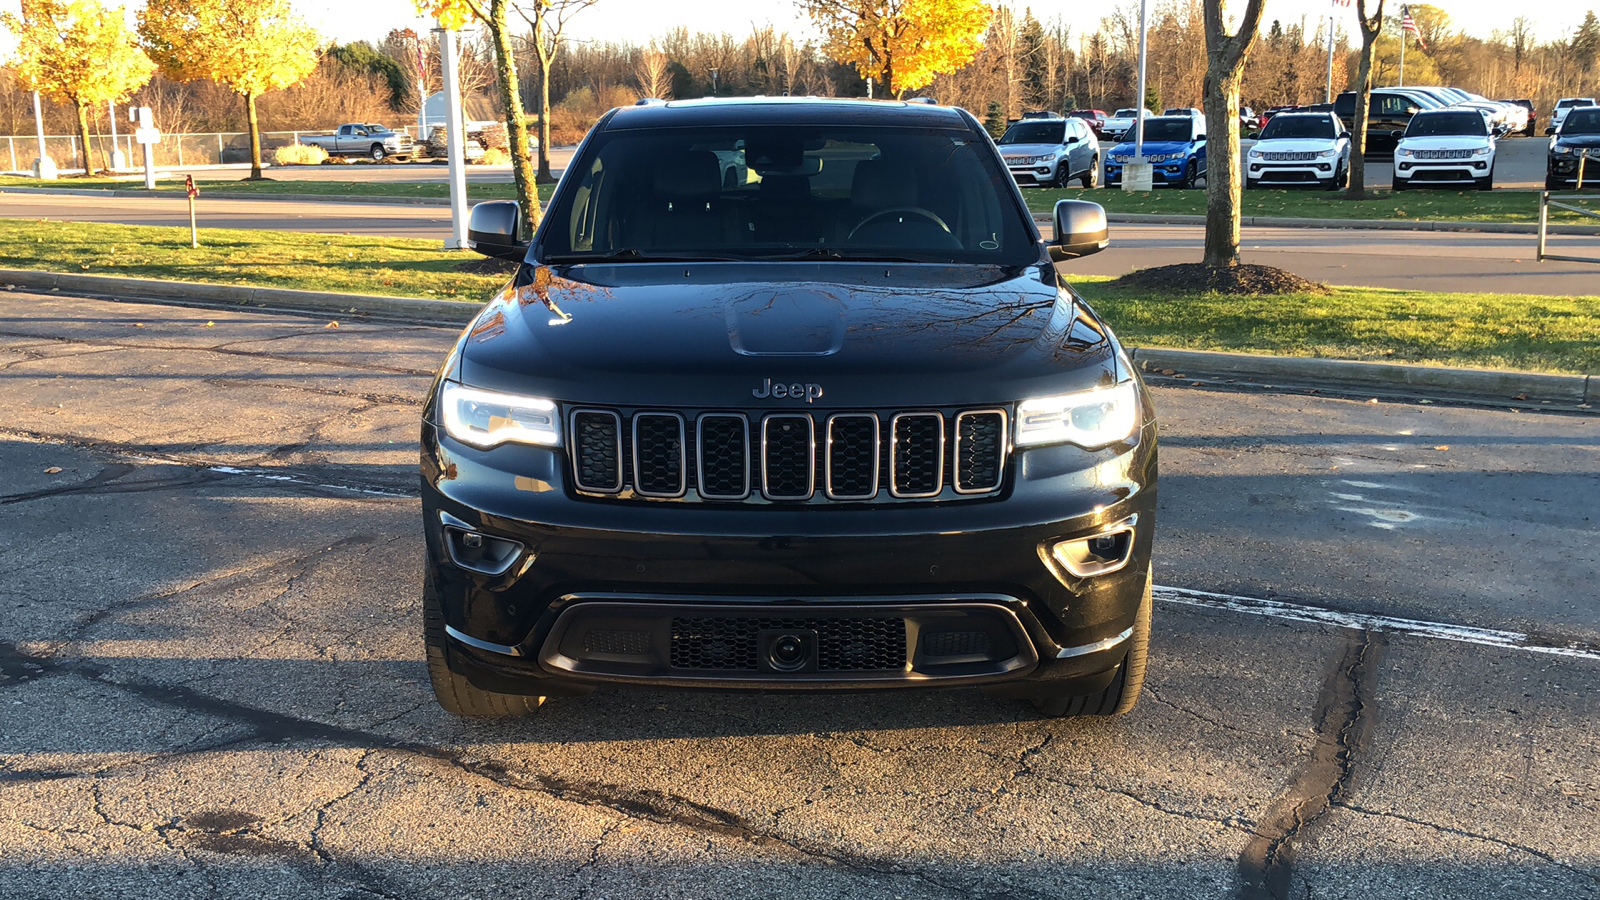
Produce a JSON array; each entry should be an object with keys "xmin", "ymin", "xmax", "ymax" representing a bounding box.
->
[
  {"xmin": 1316, "ymin": 148, "xmax": 1338, "ymax": 157},
  {"xmin": 1552, "ymin": 145, "xmax": 1572, "ymax": 156},
  {"xmin": 438, "ymin": 381, "xmax": 560, "ymax": 449},
  {"xmin": 1473, "ymin": 146, "xmax": 1492, "ymax": 156},
  {"xmin": 1396, "ymin": 148, "xmax": 1413, "ymax": 157},
  {"xmin": 1016, "ymin": 381, "xmax": 1140, "ymax": 449},
  {"xmin": 1247, "ymin": 148, "xmax": 1263, "ymax": 158}
]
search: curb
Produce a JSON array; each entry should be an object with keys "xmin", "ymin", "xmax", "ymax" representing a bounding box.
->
[
  {"xmin": 1, "ymin": 267, "xmax": 1593, "ymax": 409},
  {"xmin": 1030, "ymin": 211, "xmax": 1600, "ymax": 236},
  {"xmin": 0, "ymin": 268, "xmax": 483, "ymax": 326},
  {"xmin": 1129, "ymin": 347, "xmax": 1594, "ymax": 408}
]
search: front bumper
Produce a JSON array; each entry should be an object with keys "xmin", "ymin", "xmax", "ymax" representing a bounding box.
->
[
  {"xmin": 1006, "ymin": 161, "xmax": 1062, "ymax": 185},
  {"xmin": 421, "ymin": 417, "xmax": 1158, "ymax": 693},
  {"xmin": 1394, "ymin": 159, "xmax": 1491, "ymax": 183},
  {"xmin": 1104, "ymin": 160, "xmax": 1189, "ymax": 186},
  {"xmin": 1247, "ymin": 159, "xmax": 1337, "ymax": 183},
  {"xmin": 1548, "ymin": 153, "xmax": 1599, "ymax": 181}
]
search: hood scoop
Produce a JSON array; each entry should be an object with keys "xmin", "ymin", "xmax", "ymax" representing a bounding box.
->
[{"xmin": 725, "ymin": 290, "xmax": 846, "ymax": 357}]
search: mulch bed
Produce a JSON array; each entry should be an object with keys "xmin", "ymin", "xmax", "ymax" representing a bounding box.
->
[{"xmin": 1111, "ymin": 263, "xmax": 1330, "ymax": 295}]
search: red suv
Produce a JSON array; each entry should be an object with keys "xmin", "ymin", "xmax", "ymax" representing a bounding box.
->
[{"xmin": 1069, "ymin": 109, "xmax": 1108, "ymax": 138}]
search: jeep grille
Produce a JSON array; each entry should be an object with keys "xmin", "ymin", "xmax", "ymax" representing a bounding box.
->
[{"xmin": 569, "ymin": 407, "xmax": 1008, "ymax": 504}]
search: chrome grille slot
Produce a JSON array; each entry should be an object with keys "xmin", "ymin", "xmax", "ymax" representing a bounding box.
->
[
  {"xmin": 571, "ymin": 409, "xmax": 623, "ymax": 493},
  {"xmin": 632, "ymin": 412, "xmax": 686, "ymax": 497},
  {"xmin": 954, "ymin": 410, "xmax": 1007, "ymax": 494},
  {"xmin": 761, "ymin": 414, "xmax": 815, "ymax": 500},
  {"xmin": 696, "ymin": 414, "xmax": 750, "ymax": 500},
  {"xmin": 826, "ymin": 413, "xmax": 880, "ymax": 500},
  {"xmin": 890, "ymin": 412, "xmax": 945, "ymax": 498}
]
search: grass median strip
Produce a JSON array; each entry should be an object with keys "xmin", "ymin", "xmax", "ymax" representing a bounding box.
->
[
  {"xmin": 1022, "ymin": 186, "xmax": 1600, "ymax": 224},
  {"xmin": 2, "ymin": 218, "xmax": 1594, "ymax": 374},
  {"xmin": 0, "ymin": 218, "xmax": 506, "ymax": 299},
  {"xmin": 1075, "ymin": 276, "xmax": 1599, "ymax": 375}
]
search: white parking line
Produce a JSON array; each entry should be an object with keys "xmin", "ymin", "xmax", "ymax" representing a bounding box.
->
[{"xmin": 1155, "ymin": 585, "xmax": 1600, "ymax": 661}]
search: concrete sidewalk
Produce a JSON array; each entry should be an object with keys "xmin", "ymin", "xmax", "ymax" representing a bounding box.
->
[{"xmin": 3, "ymin": 267, "xmax": 1592, "ymax": 410}]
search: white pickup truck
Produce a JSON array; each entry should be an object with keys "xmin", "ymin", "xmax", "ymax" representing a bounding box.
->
[{"xmin": 298, "ymin": 123, "xmax": 415, "ymax": 161}]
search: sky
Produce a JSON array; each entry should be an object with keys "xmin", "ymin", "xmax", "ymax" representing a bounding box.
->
[{"xmin": 297, "ymin": 0, "xmax": 1599, "ymax": 48}]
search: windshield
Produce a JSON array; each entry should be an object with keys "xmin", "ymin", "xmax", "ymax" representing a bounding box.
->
[
  {"xmin": 999, "ymin": 121, "xmax": 1065, "ymax": 144},
  {"xmin": 1136, "ymin": 118, "xmax": 1195, "ymax": 142},
  {"xmin": 539, "ymin": 124, "xmax": 1037, "ymax": 266},
  {"xmin": 1563, "ymin": 109, "xmax": 1600, "ymax": 134},
  {"xmin": 1404, "ymin": 112, "xmax": 1487, "ymax": 137},
  {"xmin": 1260, "ymin": 116, "xmax": 1337, "ymax": 139},
  {"xmin": 365, "ymin": 124, "xmax": 388, "ymax": 132}
]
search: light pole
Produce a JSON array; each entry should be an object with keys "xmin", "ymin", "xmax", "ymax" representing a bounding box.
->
[
  {"xmin": 1123, "ymin": 0, "xmax": 1154, "ymax": 190},
  {"xmin": 435, "ymin": 20, "xmax": 469, "ymax": 250},
  {"xmin": 31, "ymin": 91, "xmax": 55, "ymax": 180}
]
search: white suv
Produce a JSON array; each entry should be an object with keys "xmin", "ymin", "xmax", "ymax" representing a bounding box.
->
[
  {"xmin": 1244, "ymin": 112, "xmax": 1350, "ymax": 190},
  {"xmin": 1548, "ymin": 98, "xmax": 1598, "ymax": 135},
  {"xmin": 1392, "ymin": 108, "xmax": 1496, "ymax": 191}
]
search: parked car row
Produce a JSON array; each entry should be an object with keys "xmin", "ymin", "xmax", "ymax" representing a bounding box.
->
[{"xmin": 1547, "ymin": 104, "xmax": 1600, "ymax": 189}]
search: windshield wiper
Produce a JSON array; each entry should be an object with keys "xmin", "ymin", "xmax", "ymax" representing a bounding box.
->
[{"xmin": 764, "ymin": 248, "xmax": 957, "ymax": 263}]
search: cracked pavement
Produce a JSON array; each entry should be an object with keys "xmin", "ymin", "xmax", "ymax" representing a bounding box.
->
[{"xmin": 0, "ymin": 291, "xmax": 1596, "ymax": 899}]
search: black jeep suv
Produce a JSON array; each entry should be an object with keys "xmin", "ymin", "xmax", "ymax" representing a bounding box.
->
[{"xmin": 421, "ymin": 98, "xmax": 1157, "ymax": 719}]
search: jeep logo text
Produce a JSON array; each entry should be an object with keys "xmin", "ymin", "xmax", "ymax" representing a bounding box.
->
[{"xmin": 752, "ymin": 378, "xmax": 823, "ymax": 403}]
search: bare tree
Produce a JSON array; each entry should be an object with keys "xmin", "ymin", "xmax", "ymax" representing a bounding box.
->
[
  {"xmin": 634, "ymin": 46, "xmax": 671, "ymax": 99},
  {"xmin": 517, "ymin": 0, "xmax": 600, "ymax": 183},
  {"xmin": 1200, "ymin": 0, "xmax": 1267, "ymax": 268},
  {"xmin": 1346, "ymin": 0, "xmax": 1385, "ymax": 200}
]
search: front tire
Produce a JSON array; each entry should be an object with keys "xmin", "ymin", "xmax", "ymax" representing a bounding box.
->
[
  {"xmin": 1476, "ymin": 172, "xmax": 1494, "ymax": 191},
  {"xmin": 1180, "ymin": 160, "xmax": 1199, "ymax": 189},
  {"xmin": 1391, "ymin": 176, "xmax": 1407, "ymax": 192},
  {"xmin": 1547, "ymin": 173, "xmax": 1564, "ymax": 191},
  {"xmin": 1081, "ymin": 156, "xmax": 1099, "ymax": 188},
  {"xmin": 370, "ymin": 144, "xmax": 387, "ymax": 162},
  {"xmin": 1031, "ymin": 568, "xmax": 1151, "ymax": 718},
  {"xmin": 423, "ymin": 572, "xmax": 545, "ymax": 718}
]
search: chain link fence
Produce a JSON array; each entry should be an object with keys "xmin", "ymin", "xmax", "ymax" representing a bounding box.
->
[{"xmin": 1, "ymin": 128, "xmax": 422, "ymax": 174}]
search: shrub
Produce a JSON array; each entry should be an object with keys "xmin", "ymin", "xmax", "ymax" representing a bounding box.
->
[
  {"xmin": 273, "ymin": 143, "xmax": 328, "ymax": 166},
  {"xmin": 478, "ymin": 147, "xmax": 509, "ymax": 166}
]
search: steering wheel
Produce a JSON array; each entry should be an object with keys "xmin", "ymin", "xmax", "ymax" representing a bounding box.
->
[{"xmin": 847, "ymin": 206, "xmax": 952, "ymax": 241}]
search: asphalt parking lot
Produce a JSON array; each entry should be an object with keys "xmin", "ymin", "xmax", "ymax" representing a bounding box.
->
[{"xmin": 1, "ymin": 291, "xmax": 1595, "ymax": 899}]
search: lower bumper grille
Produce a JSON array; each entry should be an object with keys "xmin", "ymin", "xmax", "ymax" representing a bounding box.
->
[{"xmin": 671, "ymin": 615, "xmax": 906, "ymax": 671}]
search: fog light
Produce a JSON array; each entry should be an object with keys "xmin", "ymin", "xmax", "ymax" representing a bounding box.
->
[
  {"xmin": 441, "ymin": 518, "xmax": 524, "ymax": 576},
  {"xmin": 1043, "ymin": 517, "xmax": 1137, "ymax": 579}
]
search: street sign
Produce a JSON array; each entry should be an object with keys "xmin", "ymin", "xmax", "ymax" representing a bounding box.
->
[{"xmin": 134, "ymin": 127, "xmax": 161, "ymax": 145}]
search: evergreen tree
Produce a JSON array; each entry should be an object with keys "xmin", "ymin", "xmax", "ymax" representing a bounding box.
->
[
  {"xmin": 1574, "ymin": 10, "xmax": 1600, "ymax": 72},
  {"xmin": 984, "ymin": 99, "xmax": 1006, "ymax": 138},
  {"xmin": 1019, "ymin": 10, "xmax": 1047, "ymax": 109}
]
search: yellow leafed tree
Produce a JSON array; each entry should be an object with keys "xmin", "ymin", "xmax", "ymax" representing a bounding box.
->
[
  {"xmin": 416, "ymin": 0, "xmax": 541, "ymax": 237},
  {"xmin": 138, "ymin": 0, "xmax": 319, "ymax": 180},
  {"xmin": 802, "ymin": 0, "xmax": 990, "ymax": 98},
  {"xmin": 1, "ymin": 0, "xmax": 155, "ymax": 176}
]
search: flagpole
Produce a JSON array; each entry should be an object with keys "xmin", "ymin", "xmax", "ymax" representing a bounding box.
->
[
  {"xmin": 1399, "ymin": 19, "xmax": 1406, "ymax": 86},
  {"xmin": 1325, "ymin": 0, "xmax": 1335, "ymax": 102}
]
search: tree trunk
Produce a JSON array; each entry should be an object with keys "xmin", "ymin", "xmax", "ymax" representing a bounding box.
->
[
  {"xmin": 1199, "ymin": 0, "xmax": 1265, "ymax": 269},
  {"xmin": 487, "ymin": 0, "xmax": 541, "ymax": 236},
  {"xmin": 1346, "ymin": 4, "xmax": 1384, "ymax": 200},
  {"xmin": 73, "ymin": 99, "xmax": 93, "ymax": 176},
  {"xmin": 1201, "ymin": 66, "xmax": 1243, "ymax": 267},
  {"xmin": 245, "ymin": 91, "xmax": 263, "ymax": 180},
  {"xmin": 536, "ymin": 39, "xmax": 555, "ymax": 184}
]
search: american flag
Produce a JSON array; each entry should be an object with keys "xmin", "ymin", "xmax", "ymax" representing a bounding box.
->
[{"xmin": 1401, "ymin": 5, "xmax": 1427, "ymax": 49}]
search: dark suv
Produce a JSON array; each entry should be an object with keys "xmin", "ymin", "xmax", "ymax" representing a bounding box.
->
[{"xmin": 422, "ymin": 98, "xmax": 1157, "ymax": 720}]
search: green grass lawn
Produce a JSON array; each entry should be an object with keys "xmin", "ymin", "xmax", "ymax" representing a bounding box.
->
[
  {"xmin": 1073, "ymin": 275, "xmax": 1600, "ymax": 375},
  {"xmin": 0, "ymin": 172, "xmax": 554, "ymax": 202},
  {"xmin": 0, "ymin": 218, "xmax": 507, "ymax": 300},
  {"xmin": 1022, "ymin": 185, "xmax": 1600, "ymax": 224},
  {"xmin": 1, "ymin": 218, "xmax": 1594, "ymax": 374}
]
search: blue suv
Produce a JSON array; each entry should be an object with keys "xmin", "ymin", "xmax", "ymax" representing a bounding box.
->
[{"xmin": 1105, "ymin": 115, "xmax": 1207, "ymax": 188}]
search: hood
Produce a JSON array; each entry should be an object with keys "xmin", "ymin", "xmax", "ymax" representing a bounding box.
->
[
  {"xmin": 1109, "ymin": 140, "xmax": 1193, "ymax": 157},
  {"xmin": 1253, "ymin": 137, "xmax": 1341, "ymax": 153},
  {"xmin": 1397, "ymin": 135, "xmax": 1492, "ymax": 151},
  {"xmin": 1555, "ymin": 132, "xmax": 1600, "ymax": 148},
  {"xmin": 454, "ymin": 263, "xmax": 1120, "ymax": 409},
  {"xmin": 999, "ymin": 142, "xmax": 1065, "ymax": 158}
]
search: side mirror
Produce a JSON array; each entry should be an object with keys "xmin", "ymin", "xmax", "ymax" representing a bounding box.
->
[
  {"xmin": 1066, "ymin": 135, "xmax": 1080, "ymax": 144},
  {"xmin": 467, "ymin": 200, "xmax": 529, "ymax": 261},
  {"xmin": 1340, "ymin": 130, "xmax": 1352, "ymax": 139},
  {"xmin": 1048, "ymin": 199, "xmax": 1109, "ymax": 262},
  {"xmin": 1247, "ymin": 132, "xmax": 1260, "ymax": 140}
]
